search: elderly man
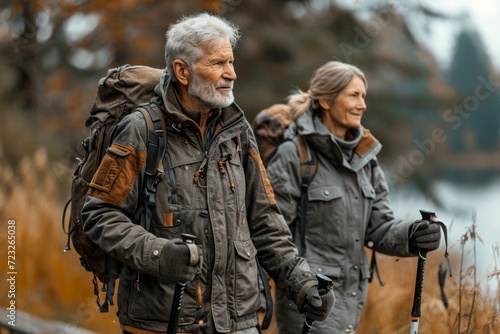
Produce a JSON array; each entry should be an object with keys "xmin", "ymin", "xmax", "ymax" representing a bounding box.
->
[{"xmin": 82, "ymin": 13, "xmax": 334, "ymax": 334}]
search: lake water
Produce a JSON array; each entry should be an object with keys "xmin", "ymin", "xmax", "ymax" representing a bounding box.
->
[{"xmin": 389, "ymin": 177, "xmax": 500, "ymax": 293}]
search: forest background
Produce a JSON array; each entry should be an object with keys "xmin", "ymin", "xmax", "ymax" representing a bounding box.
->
[{"xmin": 0, "ymin": 0, "xmax": 499, "ymax": 333}]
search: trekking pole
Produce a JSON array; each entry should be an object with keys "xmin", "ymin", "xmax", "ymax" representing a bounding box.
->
[
  {"xmin": 409, "ymin": 210, "xmax": 440, "ymax": 334},
  {"xmin": 301, "ymin": 273, "xmax": 333, "ymax": 334},
  {"xmin": 167, "ymin": 233, "xmax": 197, "ymax": 334}
]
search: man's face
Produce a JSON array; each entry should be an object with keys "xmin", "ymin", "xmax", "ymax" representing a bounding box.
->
[{"xmin": 188, "ymin": 38, "xmax": 237, "ymax": 109}]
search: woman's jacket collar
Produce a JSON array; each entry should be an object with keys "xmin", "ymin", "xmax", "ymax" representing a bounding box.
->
[{"xmin": 294, "ymin": 110, "xmax": 382, "ymax": 172}]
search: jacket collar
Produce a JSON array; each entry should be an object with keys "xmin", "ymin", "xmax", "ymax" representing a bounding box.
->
[
  {"xmin": 350, "ymin": 128, "xmax": 381, "ymax": 172},
  {"xmin": 296, "ymin": 110, "xmax": 382, "ymax": 172}
]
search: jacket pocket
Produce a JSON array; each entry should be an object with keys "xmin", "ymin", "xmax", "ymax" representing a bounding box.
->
[
  {"xmin": 89, "ymin": 144, "xmax": 130, "ymax": 192},
  {"xmin": 308, "ymin": 185, "xmax": 343, "ymax": 202},
  {"xmin": 307, "ymin": 261, "xmax": 344, "ymax": 289},
  {"xmin": 360, "ymin": 183, "xmax": 376, "ymax": 200},
  {"xmin": 233, "ymin": 239, "xmax": 259, "ymax": 316},
  {"xmin": 306, "ymin": 185, "xmax": 345, "ymax": 245},
  {"xmin": 151, "ymin": 206, "xmax": 196, "ymax": 238},
  {"xmin": 128, "ymin": 273, "xmax": 197, "ymax": 325},
  {"xmin": 308, "ymin": 261, "xmax": 343, "ymax": 279}
]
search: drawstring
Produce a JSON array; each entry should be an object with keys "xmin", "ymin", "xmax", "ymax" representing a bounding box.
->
[
  {"xmin": 193, "ymin": 157, "xmax": 208, "ymax": 189},
  {"xmin": 218, "ymin": 149, "xmax": 236, "ymax": 192}
]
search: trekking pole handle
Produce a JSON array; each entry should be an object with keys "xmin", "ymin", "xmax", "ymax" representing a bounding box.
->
[
  {"xmin": 166, "ymin": 233, "xmax": 197, "ymax": 334},
  {"xmin": 301, "ymin": 273, "xmax": 333, "ymax": 334},
  {"xmin": 410, "ymin": 210, "xmax": 438, "ymax": 334}
]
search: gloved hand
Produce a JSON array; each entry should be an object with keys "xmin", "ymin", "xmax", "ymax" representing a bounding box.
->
[
  {"xmin": 159, "ymin": 238, "xmax": 201, "ymax": 283},
  {"xmin": 302, "ymin": 285, "xmax": 335, "ymax": 321},
  {"xmin": 409, "ymin": 220, "xmax": 441, "ymax": 252}
]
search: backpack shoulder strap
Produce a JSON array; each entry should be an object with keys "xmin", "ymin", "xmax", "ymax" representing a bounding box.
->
[
  {"xmin": 367, "ymin": 158, "xmax": 385, "ymax": 286},
  {"xmin": 293, "ymin": 135, "xmax": 317, "ymax": 257},
  {"xmin": 238, "ymin": 128, "xmax": 249, "ymax": 167},
  {"xmin": 139, "ymin": 103, "xmax": 166, "ymax": 172},
  {"xmin": 296, "ymin": 135, "xmax": 317, "ymax": 183},
  {"xmin": 137, "ymin": 102, "xmax": 167, "ymax": 232}
]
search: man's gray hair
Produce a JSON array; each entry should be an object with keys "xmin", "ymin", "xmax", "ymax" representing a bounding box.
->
[{"xmin": 165, "ymin": 13, "xmax": 241, "ymax": 82}]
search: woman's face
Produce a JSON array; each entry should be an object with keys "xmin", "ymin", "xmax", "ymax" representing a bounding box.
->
[{"xmin": 321, "ymin": 75, "xmax": 367, "ymax": 138}]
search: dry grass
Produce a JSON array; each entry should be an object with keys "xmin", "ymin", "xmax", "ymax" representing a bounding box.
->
[
  {"xmin": 357, "ymin": 235, "xmax": 500, "ymax": 333},
  {"xmin": 1, "ymin": 146, "xmax": 498, "ymax": 334},
  {"xmin": 0, "ymin": 146, "xmax": 118, "ymax": 333}
]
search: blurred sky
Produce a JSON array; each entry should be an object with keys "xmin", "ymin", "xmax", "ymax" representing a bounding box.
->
[
  {"xmin": 464, "ymin": 0, "xmax": 500, "ymax": 68},
  {"xmin": 335, "ymin": 0, "xmax": 500, "ymax": 70},
  {"xmin": 420, "ymin": 0, "xmax": 500, "ymax": 70}
]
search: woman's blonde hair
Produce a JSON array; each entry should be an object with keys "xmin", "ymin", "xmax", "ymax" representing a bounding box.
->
[{"xmin": 287, "ymin": 61, "xmax": 367, "ymax": 121}]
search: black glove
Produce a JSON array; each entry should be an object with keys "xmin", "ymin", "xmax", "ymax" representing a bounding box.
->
[
  {"xmin": 159, "ymin": 238, "xmax": 201, "ymax": 283},
  {"xmin": 409, "ymin": 220, "xmax": 441, "ymax": 252},
  {"xmin": 302, "ymin": 285, "xmax": 335, "ymax": 321}
]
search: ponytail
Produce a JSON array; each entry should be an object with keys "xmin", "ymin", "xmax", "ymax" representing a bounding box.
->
[{"xmin": 287, "ymin": 90, "xmax": 313, "ymax": 122}]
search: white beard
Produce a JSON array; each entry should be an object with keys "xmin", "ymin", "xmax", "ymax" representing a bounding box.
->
[{"xmin": 188, "ymin": 72, "xmax": 234, "ymax": 109}]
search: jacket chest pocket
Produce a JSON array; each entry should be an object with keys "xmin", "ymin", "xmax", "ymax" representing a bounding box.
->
[
  {"xmin": 360, "ymin": 183, "xmax": 375, "ymax": 200},
  {"xmin": 308, "ymin": 261, "xmax": 344, "ymax": 289},
  {"xmin": 307, "ymin": 185, "xmax": 345, "ymax": 244},
  {"xmin": 151, "ymin": 206, "xmax": 199, "ymax": 239}
]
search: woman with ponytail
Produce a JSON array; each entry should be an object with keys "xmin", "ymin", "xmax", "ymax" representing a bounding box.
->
[{"xmin": 266, "ymin": 61, "xmax": 442, "ymax": 333}]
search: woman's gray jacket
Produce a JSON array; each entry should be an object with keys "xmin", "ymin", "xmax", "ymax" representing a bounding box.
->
[
  {"xmin": 81, "ymin": 79, "xmax": 316, "ymax": 333},
  {"xmin": 267, "ymin": 110, "xmax": 416, "ymax": 333}
]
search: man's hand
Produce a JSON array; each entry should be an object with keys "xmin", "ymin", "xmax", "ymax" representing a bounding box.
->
[
  {"xmin": 302, "ymin": 285, "xmax": 335, "ymax": 321},
  {"xmin": 409, "ymin": 220, "xmax": 441, "ymax": 252},
  {"xmin": 159, "ymin": 238, "xmax": 201, "ymax": 283}
]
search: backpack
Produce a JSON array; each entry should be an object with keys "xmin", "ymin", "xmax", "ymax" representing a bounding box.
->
[
  {"xmin": 252, "ymin": 104, "xmax": 317, "ymax": 257},
  {"xmin": 62, "ymin": 65, "xmax": 166, "ymax": 312}
]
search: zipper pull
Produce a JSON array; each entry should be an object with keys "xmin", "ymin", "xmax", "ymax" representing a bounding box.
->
[
  {"xmin": 193, "ymin": 157, "xmax": 208, "ymax": 189},
  {"xmin": 196, "ymin": 280, "xmax": 203, "ymax": 308},
  {"xmin": 135, "ymin": 272, "xmax": 141, "ymax": 292}
]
